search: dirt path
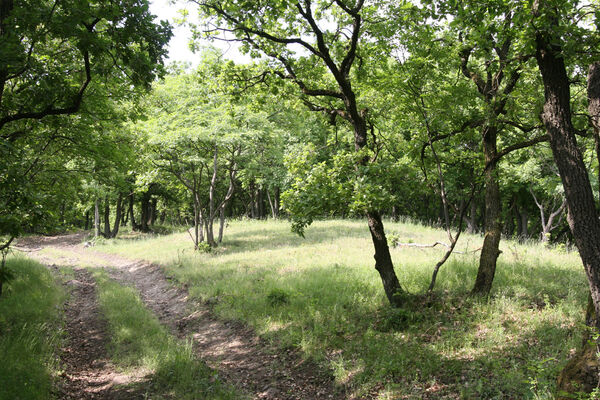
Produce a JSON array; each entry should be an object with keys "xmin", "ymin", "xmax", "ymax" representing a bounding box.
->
[
  {"xmin": 56, "ymin": 267, "xmax": 147, "ymax": 399},
  {"xmin": 17, "ymin": 234, "xmax": 345, "ymax": 400}
]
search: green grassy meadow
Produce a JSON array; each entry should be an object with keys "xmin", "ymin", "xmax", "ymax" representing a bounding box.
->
[
  {"xmin": 96, "ymin": 219, "xmax": 586, "ymax": 399},
  {"xmin": 0, "ymin": 257, "xmax": 66, "ymax": 400}
]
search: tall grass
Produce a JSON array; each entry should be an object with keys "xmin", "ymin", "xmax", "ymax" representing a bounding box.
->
[
  {"xmin": 91, "ymin": 268, "xmax": 240, "ymax": 399},
  {"xmin": 98, "ymin": 219, "xmax": 587, "ymax": 398},
  {"xmin": 0, "ymin": 257, "xmax": 66, "ymax": 400}
]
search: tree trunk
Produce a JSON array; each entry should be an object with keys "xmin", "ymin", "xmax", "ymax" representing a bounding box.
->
[
  {"xmin": 472, "ymin": 125, "xmax": 502, "ymax": 295},
  {"xmin": 589, "ymin": 62, "xmax": 600, "ymax": 205},
  {"xmin": 140, "ymin": 192, "xmax": 150, "ymax": 232},
  {"xmin": 149, "ymin": 197, "xmax": 157, "ymax": 226},
  {"xmin": 520, "ymin": 208, "xmax": 529, "ymax": 240},
  {"xmin": 218, "ymin": 206, "xmax": 225, "ymax": 243},
  {"xmin": 467, "ymin": 200, "xmax": 477, "ymax": 234},
  {"xmin": 110, "ymin": 193, "xmax": 123, "ymax": 238},
  {"xmin": 535, "ymin": 14, "xmax": 600, "ymax": 395},
  {"xmin": 193, "ymin": 197, "xmax": 200, "ymax": 248},
  {"xmin": 128, "ymin": 192, "xmax": 136, "ymax": 230},
  {"xmin": 85, "ymin": 210, "xmax": 90, "ymax": 231},
  {"xmin": 367, "ymin": 211, "xmax": 403, "ymax": 306},
  {"xmin": 352, "ymin": 112, "xmax": 404, "ymax": 306},
  {"xmin": 94, "ymin": 198, "xmax": 100, "ymax": 238},
  {"xmin": 249, "ymin": 181, "xmax": 257, "ymax": 219},
  {"xmin": 103, "ymin": 196, "xmax": 111, "ymax": 238}
]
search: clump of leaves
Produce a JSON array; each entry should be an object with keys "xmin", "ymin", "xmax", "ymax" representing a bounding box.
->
[
  {"xmin": 266, "ymin": 288, "xmax": 290, "ymax": 307},
  {"xmin": 196, "ymin": 242, "xmax": 212, "ymax": 253}
]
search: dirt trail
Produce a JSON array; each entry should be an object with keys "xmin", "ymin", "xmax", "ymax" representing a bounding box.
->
[
  {"xmin": 17, "ymin": 233, "xmax": 345, "ymax": 400},
  {"xmin": 56, "ymin": 267, "xmax": 147, "ymax": 399}
]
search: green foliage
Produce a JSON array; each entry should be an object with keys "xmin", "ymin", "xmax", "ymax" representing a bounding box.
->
[{"xmin": 0, "ymin": 257, "xmax": 66, "ymax": 400}]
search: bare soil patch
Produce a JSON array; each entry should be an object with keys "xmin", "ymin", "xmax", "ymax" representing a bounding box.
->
[{"xmin": 17, "ymin": 233, "xmax": 346, "ymax": 400}]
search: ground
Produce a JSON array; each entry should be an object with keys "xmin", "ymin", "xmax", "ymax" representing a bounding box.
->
[{"xmin": 16, "ymin": 232, "xmax": 343, "ymax": 400}]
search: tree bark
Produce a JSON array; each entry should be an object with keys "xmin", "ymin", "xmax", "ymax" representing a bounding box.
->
[
  {"xmin": 535, "ymin": 30, "xmax": 600, "ymax": 328},
  {"xmin": 110, "ymin": 193, "xmax": 123, "ymax": 238},
  {"xmin": 94, "ymin": 197, "xmax": 100, "ymax": 238},
  {"xmin": 140, "ymin": 191, "xmax": 150, "ymax": 232},
  {"xmin": 589, "ymin": 62, "xmax": 600, "ymax": 205},
  {"xmin": 128, "ymin": 192, "xmax": 136, "ymax": 230},
  {"xmin": 368, "ymin": 211, "xmax": 403, "ymax": 306},
  {"xmin": 84, "ymin": 210, "xmax": 90, "ymax": 231},
  {"xmin": 218, "ymin": 206, "xmax": 225, "ymax": 243},
  {"xmin": 103, "ymin": 196, "xmax": 110, "ymax": 238},
  {"xmin": 472, "ymin": 125, "xmax": 502, "ymax": 295},
  {"xmin": 467, "ymin": 200, "xmax": 477, "ymax": 234}
]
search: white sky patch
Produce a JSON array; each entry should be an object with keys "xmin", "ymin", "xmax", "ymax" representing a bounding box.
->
[{"xmin": 149, "ymin": 0, "xmax": 251, "ymax": 67}]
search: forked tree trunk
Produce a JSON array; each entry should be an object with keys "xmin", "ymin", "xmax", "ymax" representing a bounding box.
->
[{"xmin": 472, "ymin": 125, "xmax": 502, "ymax": 295}]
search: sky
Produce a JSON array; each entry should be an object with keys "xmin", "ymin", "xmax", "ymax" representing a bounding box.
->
[{"xmin": 149, "ymin": 0, "xmax": 251, "ymax": 67}]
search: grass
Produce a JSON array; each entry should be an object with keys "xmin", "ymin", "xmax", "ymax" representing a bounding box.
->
[
  {"xmin": 96, "ymin": 218, "xmax": 588, "ymax": 399},
  {"xmin": 91, "ymin": 268, "xmax": 240, "ymax": 399},
  {"xmin": 0, "ymin": 256, "xmax": 66, "ymax": 400}
]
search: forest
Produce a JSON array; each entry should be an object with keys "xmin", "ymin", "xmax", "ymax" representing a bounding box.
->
[{"xmin": 1, "ymin": 0, "xmax": 600, "ymax": 399}]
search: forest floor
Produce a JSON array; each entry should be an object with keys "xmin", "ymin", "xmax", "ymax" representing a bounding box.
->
[{"xmin": 15, "ymin": 232, "xmax": 343, "ymax": 400}]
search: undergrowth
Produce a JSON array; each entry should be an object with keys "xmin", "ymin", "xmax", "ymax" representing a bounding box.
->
[{"xmin": 97, "ymin": 218, "xmax": 587, "ymax": 399}]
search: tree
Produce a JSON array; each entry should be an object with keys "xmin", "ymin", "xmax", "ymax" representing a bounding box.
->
[
  {"xmin": 196, "ymin": 0, "xmax": 406, "ymax": 306},
  {"xmin": 0, "ymin": 0, "xmax": 171, "ymax": 250}
]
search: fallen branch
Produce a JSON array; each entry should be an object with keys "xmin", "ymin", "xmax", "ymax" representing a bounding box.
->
[{"xmin": 395, "ymin": 241, "xmax": 482, "ymax": 255}]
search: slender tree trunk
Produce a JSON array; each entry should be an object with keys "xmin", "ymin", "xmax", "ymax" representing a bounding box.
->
[
  {"xmin": 140, "ymin": 192, "xmax": 150, "ymax": 232},
  {"xmin": 249, "ymin": 181, "xmax": 257, "ymax": 219},
  {"xmin": 467, "ymin": 200, "xmax": 477, "ymax": 234},
  {"xmin": 94, "ymin": 198, "xmax": 100, "ymax": 238},
  {"xmin": 267, "ymin": 190, "xmax": 276, "ymax": 219},
  {"xmin": 150, "ymin": 198, "xmax": 157, "ymax": 226},
  {"xmin": 367, "ymin": 211, "xmax": 403, "ymax": 306},
  {"xmin": 275, "ymin": 187, "xmax": 280, "ymax": 218},
  {"xmin": 193, "ymin": 197, "xmax": 200, "ymax": 248},
  {"xmin": 515, "ymin": 205, "xmax": 523, "ymax": 238},
  {"xmin": 103, "ymin": 196, "xmax": 110, "ymax": 238},
  {"xmin": 472, "ymin": 125, "xmax": 502, "ymax": 295},
  {"xmin": 85, "ymin": 210, "xmax": 90, "ymax": 231},
  {"xmin": 111, "ymin": 193, "xmax": 123, "ymax": 238},
  {"xmin": 128, "ymin": 192, "xmax": 136, "ymax": 230},
  {"xmin": 218, "ymin": 206, "xmax": 225, "ymax": 243}
]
